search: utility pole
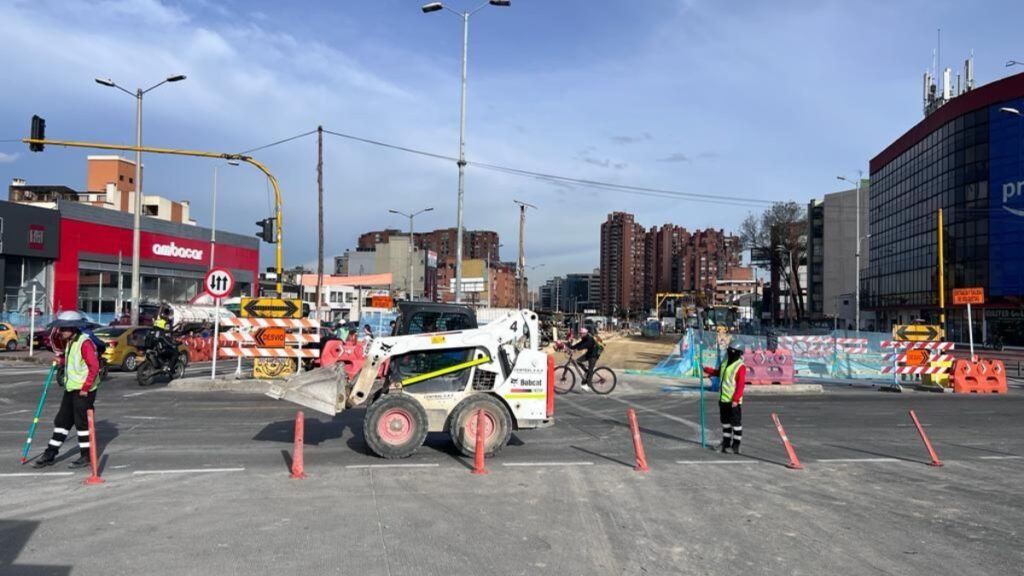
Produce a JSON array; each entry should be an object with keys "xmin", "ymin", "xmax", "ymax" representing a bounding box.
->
[
  {"xmin": 316, "ymin": 126, "xmax": 324, "ymax": 321},
  {"xmin": 514, "ymin": 199, "xmax": 536, "ymax": 308}
]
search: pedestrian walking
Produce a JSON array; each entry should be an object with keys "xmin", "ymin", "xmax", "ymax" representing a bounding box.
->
[
  {"xmin": 703, "ymin": 342, "xmax": 746, "ymax": 454},
  {"xmin": 33, "ymin": 318, "xmax": 102, "ymax": 469}
]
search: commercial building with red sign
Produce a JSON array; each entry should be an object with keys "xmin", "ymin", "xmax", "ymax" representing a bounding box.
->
[{"xmin": 54, "ymin": 201, "xmax": 259, "ymax": 321}]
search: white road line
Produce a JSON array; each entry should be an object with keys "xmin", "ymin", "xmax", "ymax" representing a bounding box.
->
[
  {"xmin": 0, "ymin": 409, "xmax": 30, "ymax": 416},
  {"xmin": 817, "ymin": 458, "xmax": 901, "ymax": 463},
  {"xmin": 0, "ymin": 472, "xmax": 74, "ymax": 477},
  {"xmin": 122, "ymin": 416, "xmax": 170, "ymax": 420},
  {"xmin": 675, "ymin": 460, "xmax": 761, "ymax": 465},
  {"xmin": 346, "ymin": 463, "xmax": 440, "ymax": 469},
  {"xmin": 133, "ymin": 468, "xmax": 245, "ymax": 475},
  {"xmin": 978, "ymin": 455, "xmax": 1023, "ymax": 460},
  {"xmin": 122, "ymin": 392, "xmax": 151, "ymax": 398},
  {"xmin": 502, "ymin": 461, "xmax": 595, "ymax": 467},
  {"xmin": 601, "ymin": 395, "xmax": 702, "ymax": 433}
]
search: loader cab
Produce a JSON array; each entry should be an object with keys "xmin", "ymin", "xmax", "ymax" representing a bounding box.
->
[{"xmin": 393, "ymin": 302, "xmax": 477, "ymax": 336}]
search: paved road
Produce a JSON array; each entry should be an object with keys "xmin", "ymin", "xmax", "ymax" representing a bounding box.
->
[{"xmin": 1, "ymin": 364, "xmax": 1022, "ymax": 575}]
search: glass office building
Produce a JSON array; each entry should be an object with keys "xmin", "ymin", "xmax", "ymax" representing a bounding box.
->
[{"xmin": 866, "ymin": 72, "xmax": 1024, "ymax": 344}]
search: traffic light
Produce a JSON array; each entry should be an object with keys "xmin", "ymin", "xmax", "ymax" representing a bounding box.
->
[
  {"xmin": 256, "ymin": 217, "xmax": 277, "ymax": 243},
  {"xmin": 29, "ymin": 115, "xmax": 46, "ymax": 152}
]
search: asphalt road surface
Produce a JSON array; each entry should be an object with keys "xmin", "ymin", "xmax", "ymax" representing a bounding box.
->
[{"xmin": 1, "ymin": 363, "xmax": 1022, "ymax": 575}]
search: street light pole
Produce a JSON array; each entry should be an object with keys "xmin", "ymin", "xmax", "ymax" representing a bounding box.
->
[
  {"xmin": 96, "ymin": 74, "xmax": 186, "ymax": 325},
  {"xmin": 839, "ymin": 171, "xmax": 864, "ymax": 336},
  {"xmin": 389, "ymin": 207, "xmax": 434, "ymax": 300},
  {"xmin": 422, "ymin": 1, "xmax": 510, "ymax": 303}
]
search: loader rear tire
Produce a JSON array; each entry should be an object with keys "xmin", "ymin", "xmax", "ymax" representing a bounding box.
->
[
  {"xmin": 448, "ymin": 394, "xmax": 513, "ymax": 458},
  {"xmin": 364, "ymin": 393, "xmax": 429, "ymax": 459}
]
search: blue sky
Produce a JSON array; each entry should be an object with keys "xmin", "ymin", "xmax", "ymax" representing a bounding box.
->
[{"xmin": 2, "ymin": 0, "xmax": 1024, "ymax": 285}]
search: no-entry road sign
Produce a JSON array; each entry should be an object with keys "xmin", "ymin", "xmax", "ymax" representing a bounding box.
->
[{"xmin": 204, "ymin": 268, "xmax": 235, "ymax": 299}]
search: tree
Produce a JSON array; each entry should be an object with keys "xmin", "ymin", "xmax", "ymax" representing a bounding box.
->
[{"xmin": 741, "ymin": 202, "xmax": 807, "ymax": 323}]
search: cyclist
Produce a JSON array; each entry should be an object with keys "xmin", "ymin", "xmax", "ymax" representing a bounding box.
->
[{"xmin": 570, "ymin": 327, "xmax": 599, "ymax": 392}]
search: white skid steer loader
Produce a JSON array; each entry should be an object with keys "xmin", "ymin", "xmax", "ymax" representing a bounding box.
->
[{"xmin": 266, "ymin": 310, "xmax": 554, "ymax": 459}]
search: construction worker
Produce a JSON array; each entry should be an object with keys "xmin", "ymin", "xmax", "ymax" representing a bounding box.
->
[
  {"xmin": 33, "ymin": 319, "xmax": 101, "ymax": 469},
  {"xmin": 703, "ymin": 342, "xmax": 747, "ymax": 454}
]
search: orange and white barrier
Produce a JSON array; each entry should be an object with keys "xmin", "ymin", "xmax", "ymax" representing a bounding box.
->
[
  {"xmin": 219, "ymin": 347, "xmax": 319, "ymax": 358},
  {"xmin": 221, "ymin": 318, "xmax": 319, "ymax": 328},
  {"xmin": 951, "ymin": 358, "xmax": 1007, "ymax": 394}
]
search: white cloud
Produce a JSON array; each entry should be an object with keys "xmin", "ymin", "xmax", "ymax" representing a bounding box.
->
[{"xmin": 0, "ymin": 152, "xmax": 18, "ymax": 164}]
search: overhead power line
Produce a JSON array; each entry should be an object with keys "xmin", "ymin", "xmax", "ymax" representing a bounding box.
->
[
  {"xmin": 322, "ymin": 127, "xmax": 776, "ymax": 208},
  {"xmin": 238, "ymin": 129, "xmax": 318, "ymax": 155}
]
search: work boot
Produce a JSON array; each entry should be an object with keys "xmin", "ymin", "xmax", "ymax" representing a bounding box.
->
[
  {"xmin": 68, "ymin": 456, "xmax": 91, "ymax": 469},
  {"xmin": 32, "ymin": 451, "xmax": 57, "ymax": 468},
  {"xmin": 732, "ymin": 445, "xmax": 741, "ymax": 455},
  {"xmin": 719, "ymin": 442, "xmax": 731, "ymax": 453}
]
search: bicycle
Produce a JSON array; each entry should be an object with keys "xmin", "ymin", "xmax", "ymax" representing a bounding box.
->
[{"xmin": 553, "ymin": 347, "xmax": 617, "ymax": 394}]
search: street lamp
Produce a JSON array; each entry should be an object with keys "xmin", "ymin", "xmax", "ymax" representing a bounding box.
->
[
  {"xmin": 389, "ymin": 207, "xmax": 434, "ymax": 300},
  {"xmin": 96, "ymin": 73, "xmax": 187, "ymax": 325},
  {"xmin": 838, "ymin": 172, "xmax": 865, "ymax": 336},
  {"xmin": 421, "ymin": 0, "xmax": 510, "ymax": 303},
  {"xmin": 210, "ymin": 160, "xmax": 240, "ymax": 269}
]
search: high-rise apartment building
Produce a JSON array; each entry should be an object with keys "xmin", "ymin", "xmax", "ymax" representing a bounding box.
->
[{"xmin": 600, "ymin": 212, "xmax": 647, "ymax": 316}]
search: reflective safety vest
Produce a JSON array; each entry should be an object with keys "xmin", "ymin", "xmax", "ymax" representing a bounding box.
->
[
  {"xmin": 65, "ymin": 333, "xmax": 100, "ymax": 392},
  {"xmin": 153, "ymin": 317, "xmax": 169, "ymax": 330},
  {"xmin": 719, "ymin": 358, "xmax": 743, "ymax": 404}
]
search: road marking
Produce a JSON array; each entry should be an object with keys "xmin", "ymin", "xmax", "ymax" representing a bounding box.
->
[
  {"xmin": 0, "ymin": 472, "xmax": 74, "ymax": 477},
  {"xmin": 978, "ymin": 455, "xmax": 1023, "ymax": 460},
  {"xmin": 346, "ymin": 463, "xmax": 440, "ymax": 469},
  {"xmin": 502, "ymin": 461, "xmax": 595, "ymax": 467},
  {"xmin": 817, "ymin": 458, "xmax": 901, "ymax": 463},
  {"xmin": 675, "ymin": 460, "xmax": 761, "ymax": 465},
  {"xmin": 0, "ymin": 409, "xmax": 30, "ymax": 416},
  {"xmin": 122, "ymin": 415, "xmax": 170, "ymax": 420},
  {"xmin": 601, "ymin": 395, "xmax": 702, "ymax": 433},
  {"xmin": 133, "ymin": 468, "xmax": 245, "ymax": 475}
]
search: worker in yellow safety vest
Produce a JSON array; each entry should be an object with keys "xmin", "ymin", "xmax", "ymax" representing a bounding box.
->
[
  {"xmin": 34, "ymin": 319, "xmax": 102, "ymax": 469},
  {"xmin": 703, "ymin": 342, "xmax": 747, "ymax": 454}
]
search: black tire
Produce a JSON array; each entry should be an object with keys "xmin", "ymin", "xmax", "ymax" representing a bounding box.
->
[
  {"xmin": 5, "ymin": 339, "xmax": 16, "ymax": 351},
  {"xmin": 172, "ymin": 358, "xmax": 187, "ymax": 380},
  {"xmin": 447, "ymin": 394, "xmax": 513, "ymax": 457},
  {"xmin": 590, "ymin": 367, "xmax": 617, "ymax": 395},
  {"xmin": 122, "ymin": 354, "xmax": 138, "ymax": 372},
  {"xmin": 363, "ymin": 394, "xmax": 429, "ymax": 459},
  {"xmin": 137, "ymin": 361, "xmax": 157, "ymax": 387},
  {"xmin": 553, "ymin": 365, "xmax": 575, "ymax": 394}
]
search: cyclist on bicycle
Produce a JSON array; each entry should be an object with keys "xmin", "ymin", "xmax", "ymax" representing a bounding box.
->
[{"xmin": 570, "ymin": 327, "xmax": 599, "ymax": 392}]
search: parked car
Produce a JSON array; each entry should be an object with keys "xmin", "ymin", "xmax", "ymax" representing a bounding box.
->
[
  {"xmin": 0, "ymin": 323, "xmax": 20, "ymax": 351},
  {"xmin": 92, "ymin": 326, "xmax": 190, "ymax": 372}
]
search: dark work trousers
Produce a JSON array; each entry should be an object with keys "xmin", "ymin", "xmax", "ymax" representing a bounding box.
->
[
  {"xmin": 45, "ymin": 390, "xmax": 97, "ymax": 459},
  {"xmin": 581, "ymin": 356, "xmax": 597, "ymax": 386},
  {"xmin": 718, "ymin": 401, "xmax": 743, "ymax": 449}
]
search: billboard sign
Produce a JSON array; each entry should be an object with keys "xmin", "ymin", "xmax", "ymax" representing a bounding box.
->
[{"xmin": 989, "ymin": 99, "xmax": 1024, "ymax": 296}]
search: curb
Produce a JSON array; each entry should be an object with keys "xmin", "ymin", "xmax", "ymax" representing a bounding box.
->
[{"xmin": 169, "ymin": 376, "xmax": 277, "ymax": 393}]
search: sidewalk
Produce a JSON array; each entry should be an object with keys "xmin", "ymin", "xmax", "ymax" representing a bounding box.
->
[{"xmin": 0, "ymin": 349, "xmax": 55, "ymax": 365}]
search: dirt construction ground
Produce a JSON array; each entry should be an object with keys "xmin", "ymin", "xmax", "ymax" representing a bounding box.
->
[{"xmin": 553, "ymin": 334, "xmax": 680, "ymax": 371}]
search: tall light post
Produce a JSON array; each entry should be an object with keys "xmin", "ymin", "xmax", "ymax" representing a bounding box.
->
[
  {"xmin": 389, "ymin": 207, "xmax": 434, "ymax": 300},
  {"xmin": 210, "ymin": 160, "xmax": 240, "ymax": 269},
  {"xmin": 96, "ymin": 74, "xmax": 187, "ymax": 325},
  {"xmin": 838, "ymin": 172, "xmax": 865, "ymax": 336},
  {"xmin": 422, "ymin": 0, "xmax": 511, "ymax": 303}
]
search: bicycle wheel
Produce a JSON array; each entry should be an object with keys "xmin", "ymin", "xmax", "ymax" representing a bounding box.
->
[
  {"xmin": 590, "ymin": 367, "xmax": 617, "ymax": 394},
  {"xmin": 553, "ymin": 364, "xmax": 576, "ymax": 394}
]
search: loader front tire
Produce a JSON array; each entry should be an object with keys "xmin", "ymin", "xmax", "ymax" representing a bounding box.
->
[
  {"xmin": 364, "ymin": 393, "xmax": 429, "ymax": 459},
  {"xmin": 448, "ymin": 394, "xmax": 513, "ymax": 458}
]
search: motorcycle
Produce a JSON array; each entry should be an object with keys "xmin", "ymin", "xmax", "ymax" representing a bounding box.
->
[{"xmin": 136, "ymin": 334, "xmax": 188, "ymax": 386}]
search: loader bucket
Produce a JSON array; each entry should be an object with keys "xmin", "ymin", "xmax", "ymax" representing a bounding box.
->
[{"xmin": 265, "ymin": 364, "xmax": 348, "ymax": 417}]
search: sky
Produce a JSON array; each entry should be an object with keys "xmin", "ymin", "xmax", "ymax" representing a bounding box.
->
[{"xmin": 2, "ymin": 0, "xmax": 1024, "ymax": 286}]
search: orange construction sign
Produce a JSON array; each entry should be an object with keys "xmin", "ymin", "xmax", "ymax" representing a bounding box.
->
[
  {"xmin": 905, "ymin": 349, "xmax": 929, "ymax": 367},
  {"xmin": 952, "ymin": 287, "xmax": 984, "ymax": 305},
  {"xmin": 254, "ymin": 327, "xmax": 287, "ymax": 348}
]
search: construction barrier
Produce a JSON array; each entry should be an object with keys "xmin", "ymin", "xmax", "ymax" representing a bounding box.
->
[
  {"xmin": 771, "ymin": 413, "xmax": 803, "ymax": 470},
  {"xmin": 951, "ymin": 358, "xmax": 1008, "ymax": 394},
  {"xmin": 743, "ymin": 349, "xmax": 795, "ymax": 385},
  {"xmin": 627, "ymin": 408, "xmax": 650, "ymax": 472},
  {"xmin": 84, "ymin": 409, "xmax": 104, "ymax": 486},
  {"xmin": 218, "ymin": 318, "xmax": 320, "ymax": 379}
]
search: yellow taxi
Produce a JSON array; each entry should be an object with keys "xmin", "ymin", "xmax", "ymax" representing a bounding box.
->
[
  {"xmin": 92, "ymin": 326, "xmax": 189, "ymax": 372},
  {"xmin": 0, "ymin": 323, "xmax": 21, "ymax": 351}
]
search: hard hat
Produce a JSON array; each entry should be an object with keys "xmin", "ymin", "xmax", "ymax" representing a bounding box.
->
[
  {"xmin": 52, "ymin": 311, "xmax": 89, "ymax": 329},
  {"xmin": 727, "ymin": 341, "xmax": 745, "ymax": 354}
]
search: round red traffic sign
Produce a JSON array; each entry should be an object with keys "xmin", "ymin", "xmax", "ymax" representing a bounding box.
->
[{"xmin": 204, "ymin": 268, "xmax": 235, "ymax": 298}]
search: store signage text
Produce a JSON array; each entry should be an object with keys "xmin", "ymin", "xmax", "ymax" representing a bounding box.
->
[
  {"xmin": 1002, "ymin": 181, "xmax": 1024, "ymax": 217},
  {"xmin": 151, "ymin": 242, "xmax": 204, "ymax": 261},
  {"xmin": 28, "ymin": 225, "xmax": 45, "ymax": 250}
]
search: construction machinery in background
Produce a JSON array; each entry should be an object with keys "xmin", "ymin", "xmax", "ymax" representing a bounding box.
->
[{"xmin": 267, "ymin": 309, "xmax": 554, "ymax": 459}]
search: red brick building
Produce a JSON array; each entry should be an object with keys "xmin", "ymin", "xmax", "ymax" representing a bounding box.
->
[
  {"xmin": 357, "ymin": 228, "xmax": 499, "ymax": 261},
  {"xmin": 600, "ymin": 212, "xmax": 647, "ymax": 317}
]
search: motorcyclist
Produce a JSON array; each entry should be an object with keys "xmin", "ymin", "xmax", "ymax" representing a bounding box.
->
[{"xmin": 151, "ymin": 306, "xmax": 178, "ymax": 371}]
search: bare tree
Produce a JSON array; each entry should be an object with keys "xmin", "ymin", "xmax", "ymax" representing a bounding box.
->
[{"xmin": 742, "ymin": 202, "xmax": 807, "ymax": 322}]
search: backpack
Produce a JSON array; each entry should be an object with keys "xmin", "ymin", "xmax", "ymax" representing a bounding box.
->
[
  {"xmin": 594, "ymin": 335, "xmax": 605, "ymax": 358},
  {"xmin": 81, "ymin": 328, "xmax": 108, "ymax": 356}
]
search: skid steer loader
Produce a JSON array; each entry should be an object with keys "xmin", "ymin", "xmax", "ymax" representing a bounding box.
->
[{"xmin": 266, "ymin": 309, "xmax": 554, "ymax": 459}]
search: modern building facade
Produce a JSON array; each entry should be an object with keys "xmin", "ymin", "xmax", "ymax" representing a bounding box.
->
[
  {"xmin": 805, "ymin": 184, "xmax": 870, "ymax": 325},
  {"xmin": 865, "ymin": 70, "xmax": 1024, "ymax": 343}
]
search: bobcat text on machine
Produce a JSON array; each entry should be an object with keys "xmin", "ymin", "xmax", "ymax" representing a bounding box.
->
[{"xmin": 266, "ymin": 309, "xmax": 555, "ymax": 459}]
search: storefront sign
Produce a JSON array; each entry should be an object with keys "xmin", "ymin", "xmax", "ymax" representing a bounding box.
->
[
  {"xmin": 0, "ymin": 201, "xmax": 59, "ymax": 258},
  {"xmin": 151, "ymin": 241, "xmax": 204, "ymax": 261}
]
